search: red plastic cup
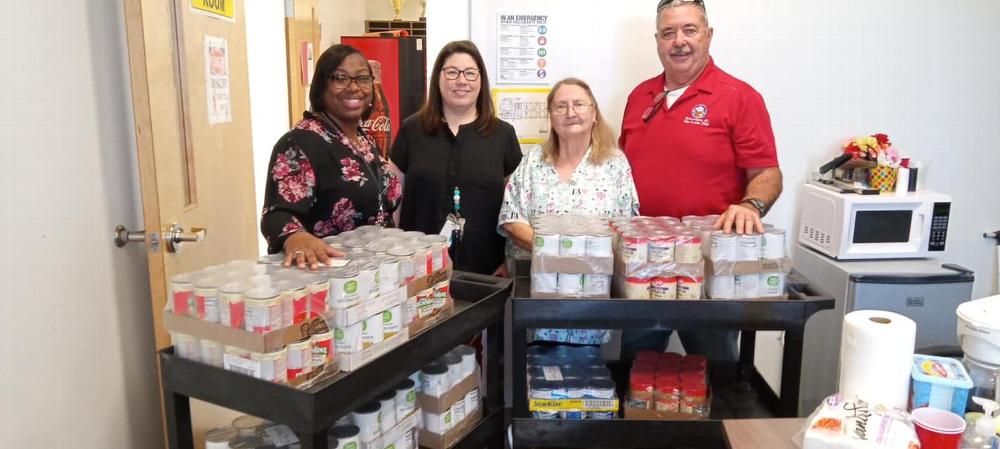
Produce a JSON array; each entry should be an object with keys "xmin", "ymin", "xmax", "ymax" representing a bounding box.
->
[{"xmin": 910, "ymin": 407, "xmax": 965, "ymax": 449}]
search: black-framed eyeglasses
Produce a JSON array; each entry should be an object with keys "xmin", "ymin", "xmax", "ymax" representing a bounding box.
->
[
  {"xmin": 329, "ymin": 72, "xmax": 374, "ymax": 89},
  {"xmin": 657, "ymin": 0, "xmax": 705, "ymax": 12},
  {"xmin": 641, "ymin": 91, "xmax": 667, "ymax": 122},
  {"xmin": 441, "ymin": 67, "xmax": 481, "ymax": 81}
]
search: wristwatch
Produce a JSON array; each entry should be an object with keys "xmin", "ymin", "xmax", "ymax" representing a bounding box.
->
[{"xmin": 741, "ymin": 197, "xmax": 767, "ymax": 216}]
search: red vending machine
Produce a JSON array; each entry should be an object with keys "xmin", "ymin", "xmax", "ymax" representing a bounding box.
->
[{"xmin": 341, "ymin": 35, "xmax": 427, "ymax": 156}]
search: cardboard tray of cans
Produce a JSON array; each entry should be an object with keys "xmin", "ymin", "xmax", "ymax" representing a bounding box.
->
[
  {"xmin": 360, "ymin": 408, "xmax": 420, "ymax": 449},
  {"xmin": 418, "ymin": 406, "xmax": 484, "ymax": 449},
  {"xmin": 705, "ymin": 257, "xmax": 793, "ymax": 276},
  {"xmin": 339, "ymin": 327, "xmax": 410, "ymax": 372},
  {"xmin": 164, "ymin": 310, "xmax": 332, "ymax": 355},
  {"xmin": 334, "ymin": 286, "xmax": 406, "ymax": 327}
]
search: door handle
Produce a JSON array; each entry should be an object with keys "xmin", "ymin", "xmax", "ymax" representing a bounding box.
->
[
  {"xmin": 114, "ymin": 225, "xmax": 162, "ymax": 252},
  {"xmin": 164, "ymin": 223, "xmax": 206, "ymax": 253}
]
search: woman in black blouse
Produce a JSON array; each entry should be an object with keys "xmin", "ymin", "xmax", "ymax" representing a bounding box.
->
[
  {"xmin": 390, "ymin": 40, "xmax": 522, "ymax": 275},
  {"xmin": 261, "ymin": 44, "xmax": 402, "ymax": 269}
]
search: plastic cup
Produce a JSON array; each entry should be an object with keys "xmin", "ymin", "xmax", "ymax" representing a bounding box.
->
[{"xmin": 910, "ymin": 407, "xmax": 965, "ymax": 449}]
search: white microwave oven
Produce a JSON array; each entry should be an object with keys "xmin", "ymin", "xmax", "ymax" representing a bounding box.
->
[{"xmin": 798, "ymin": 183, "xmax": 951, "ymax": 260}]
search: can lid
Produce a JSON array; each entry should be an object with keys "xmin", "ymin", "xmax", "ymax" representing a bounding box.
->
[
  {"xmin": 195, "ymin": 275, "xmax": 224, "ymax": 289},
  {"xmin": 232, "ymin": 415, "xmax": 269, "ymax": 431},
  {"xmin": 220, "ymin": 281, "xmax": 244, "ymax": 294},
  {"xmin": 354, "ymin": 401, "xmax": 381, "ymax": 414},
  {"xmin": 387, "ymin": 245, "xmax": 415, "ymax": 257},
  {"xmin": 205, "ymin": 427, "xmax": 239, "ymax": 443},
  {"xmin": 421, "ymin": 362, "xmax": 449, "ymax": 375},
  {"xmin": 589, "ymin": 378, "xmax": 616, "ymax": 390},
  {"xmin": 395, "ymin": 377, "xmax": 416, "ymax": 390},
  {"xmin": 243, "ymin": 287, "xmax": 278, "ymax": 300},
  {"xmin": 329, "ymin": 266, "xmax": 360, "ymax": 278},
  {"xmin": 563, "ymin": 378, "xmax": 587, "ymax": 389},
  {"xmin": 376, "ymin": 389, "xmax": 396, "ymax": 401},
  {"xmin": 440, "ymin": 353, "xmax": 462, "ymax": 366},
  {"xmin": 171, "ymin": 272, "xmax": 195, "ymax": 283},
  {"xmin": 329, "ymin": 424, "xmax": 361, "ymax": 439},
  {"xmin": 529, "ymin": 379, "xmax": 555, "ymax": 390}
]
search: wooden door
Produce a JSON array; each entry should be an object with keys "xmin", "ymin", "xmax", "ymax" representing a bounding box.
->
[
  {"xmin": 285, "ymin": 0, "xmax": 321, "ymax": 126},
  {"xmin": 123, "ymin": 0, "xmax": 259, "ymax": 445}
]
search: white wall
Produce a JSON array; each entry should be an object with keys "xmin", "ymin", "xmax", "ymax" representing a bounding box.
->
[
  {"xmin": 246, "ymin": 1, "xmax": 293, "ymax": 255},
  {"xmin": 463, "ymin": 0, "xmax": 1000, "ymax": 298},
  {"xmin": 0, "ymin": 0, "xmax": 161, "ymax": 447},
  {"xmin": 321, "ymin": 0, "xmax": 368, "ymax": 49},
  {"xmin": 426, "ymin": 0, "xmax": 471, "ymax": 76}
]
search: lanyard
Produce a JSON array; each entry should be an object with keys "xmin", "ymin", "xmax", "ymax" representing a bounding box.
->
[{"xmin": 452, "ymin": 186, "xmax": 461, "ymax": 216}]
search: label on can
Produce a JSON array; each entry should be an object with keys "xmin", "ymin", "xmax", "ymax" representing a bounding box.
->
[
  {"xmin": 650, "ymin": 277, "xmax": 677, "ymax": 300},
  {"xmin": 223, "ymin": 353, "xmax": 262, "ymax": 378},
  {"xmin": 677, "ymin": 277, "xmax": 703, "ymax": 300},
  {"xmin": 648, "ymin": 235, "xmax": 676, "ymax": 263}
]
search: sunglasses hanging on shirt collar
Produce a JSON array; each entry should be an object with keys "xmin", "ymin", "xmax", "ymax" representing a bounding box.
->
[{"xmin": 641, "ymin": 90, "xmax": 668, "ymax": 122}]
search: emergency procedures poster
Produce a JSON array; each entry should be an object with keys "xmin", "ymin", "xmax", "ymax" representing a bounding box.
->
[{"xmin": 496, "ymin": 13, "xmax": 550, "ymax": 84}]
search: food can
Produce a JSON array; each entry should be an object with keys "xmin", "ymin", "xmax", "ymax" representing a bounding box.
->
[
  {"xmin": 710, "ymin": 231, "xmax": 738, "ymax": 262},
  {"xmin": 377, "ymin": 389, "xmax": 398, "ymax": 429},
  {"xmin": 334, "ymin": 322, "xmax": 364, "ymax": 353},
  {"xmin": 559, "ymin": 233, "xmax": 587, "ymax": 257},
  {"xmin": 329, "ymin": 267, "xmax": 361, "ymax": 306},
  {"xmin": 584, "ymin": 231, "xmax": 613, "ymax": 258},
  {"xmin": 362, "ymin": 313, "xmax": 385, "ymax": 349},
  {"xmin": 648, "ymin": 233, "xmax": 676, "ymax": 264},
  {"xmin": 218, "ymin": 282, "xmax": 244, "ymax": 329},
  {"xmin": 583, "ymin": 274, "xmax": 611, "ymax": 297},
  {"xmin": 310, "ymin": 329, "xmax": 334, "ymax": 367},
  {"xmin": 382, "ymin": 305, "xmax": 402, "ymax": 339},
  {"xmin": 761, "ymin": 229, "xmax": 787, "ymax": 260},
  {"xmin": 172, "ymin": 332, "xmax": 200, "ymax": 361},
  {"xmin": 199, "ymin": 339, "xmax": 224, "ymax": 368},
  {"xmin": 529, "ymin": 379, "xmax": 559, "ymax": 419},
  {"xmin": 387, "ymin": 246, "xmax": 416, "ymax": 283},
  {"xmin": 410, "ymin": 243, "xmax": 431, "ymax": 278},
  {"xmin": 251, "ymin": 347, "xmax": 288, "ymax": 383},
  {"xmin": 650, "ymin": 276, "xmax": 678, "ymax": 300},
  {"xmin": 353, "ymin": 260, "xmax": 379, "ymax": 301},
  {"xmin": 193, "ymin": 276, "xmax": 222, "ymax": 322},
  {"xmin": 307, "ymin": 274, "xmax": 331, "ymax": 317},
  {"xmin": 531, "ymin": 272, "xmax": 558, "ymax": 294},
  {"xmin": 169, "ymin": 273, "xmax": 195, "ymax": 317},
  {"xmin": 285, "ymin": 338, "xmax": 313, "ymax": 381},
  {"xmin": 760, "ymin": 272, "xmax": 785, "ymax": 297},
  {"xmin": 621, "ymin": 232, "xmax": 649, "ymax": 263},
  {"xmin": 533, "ymin": 230, "xmax": 561, "ymax": 256},
  {"xmin": 587, "ymin": 378, "xmax": 618, "ymax": 419},
  {"xmin": 709, "ymin": 275, "xmax": 736, "ymax": 299},
  {"xmin": 420, "ymin": 363, "xmax": 450, "ymax": 397},
  {"xmin": 560, "ymin": 379, "xmax": 588, "ymax": 419},
  {"xmin": 557, "ymin": 273, "xmax": 584, "ymax": 297},
  {"xmin": 243, "ymin": 287, "xmax": 282, "ymax": 334},
  {"xmin": 735, "ymin": 274, "xmax": 761, "ymax": 299},
  {"xmin": 736, "ymin": 234, "xmax": 762, "ymax": 261},
  {"xmin": 624, "ymin": 277, "xmax": 652, "ymax": 299},
  {"xmin": 377, "ymin": 256, "xmax": 400, "ymax": 294},
  {"xmin": 465, "ymin": 387, "xmax": 480, "ymax": 414},
  {"xmin": 677, "ymin": 276, "xmax": 703, "ymax": 300},
  {"xmin": 275, "ymin": 280, "xmax": 308, "ymax": 327},
  {"xmin": 674, "ymin": 231, "xmax": 703, "ymax": 264},
  {"xmin": 394, "ymin": 378, "xmax": 417, "ymax": 418}
]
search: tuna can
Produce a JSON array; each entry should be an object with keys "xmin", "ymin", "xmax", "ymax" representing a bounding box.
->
[
  {"xmin": 529, "ymin": 379, "xmax": 559, "ymax": 419},
  {"xmin": 587, "ymin": 378, "xmax": 618, "ymax": 419},
  {"xmin": 560, "ymin": 379, "xmax": 588, "ymax": 419}
]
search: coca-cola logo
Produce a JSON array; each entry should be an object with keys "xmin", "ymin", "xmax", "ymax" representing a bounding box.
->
[{"xmin": 362, "ymin": 115, "xmax": 391, "ymax": 132}]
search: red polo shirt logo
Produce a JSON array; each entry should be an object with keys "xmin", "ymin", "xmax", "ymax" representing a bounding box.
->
[{"xmin": 684, "ymin": 104, "xmax": 710, "ymax": 126}]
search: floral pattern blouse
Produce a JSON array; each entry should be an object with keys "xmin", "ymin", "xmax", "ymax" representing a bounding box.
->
[
  {"xmin": 261, "ymin": 112, "xmax": 401, "ymax": 254},
  {"xmin": 498, "ymin": 144, "xmax": 640, "ymax": 345}
]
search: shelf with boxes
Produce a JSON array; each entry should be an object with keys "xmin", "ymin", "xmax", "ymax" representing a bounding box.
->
[
  {"xmin": 511, "ymin": 217, "xmax": 834, "ymax": 447},
  {"xmin": 160, "ymin": 271, "xmax": 511, "ymax": 449}
]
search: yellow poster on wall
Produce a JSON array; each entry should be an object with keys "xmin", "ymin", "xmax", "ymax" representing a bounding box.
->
[
  {"xmin": 191, "ymin": 0, "xmax": 235, "ymax": 22},
  {"xmin": 492, "ymin": 87, "xmax": 551, "ymax": 146}
]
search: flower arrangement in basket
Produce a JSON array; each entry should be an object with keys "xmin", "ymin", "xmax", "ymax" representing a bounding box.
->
[{"xmin": 842, "ymin": 133, "xmax": 903, "ymax": 192}]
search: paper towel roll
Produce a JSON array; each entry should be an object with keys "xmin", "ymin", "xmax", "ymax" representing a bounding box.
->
[{"xmin": 838, "ymin": 310, "xmax": 916, "ymax": 410}]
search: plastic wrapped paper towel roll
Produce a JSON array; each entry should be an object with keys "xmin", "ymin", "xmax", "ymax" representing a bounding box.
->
[{"xmin": 838, "ymin": 310, "xmax": 916, "ymax": 411}]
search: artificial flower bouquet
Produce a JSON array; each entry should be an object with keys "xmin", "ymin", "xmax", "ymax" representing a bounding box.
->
[{"xmin": 842, "ymin": 133, "xmax": 904, "ymax": 192}]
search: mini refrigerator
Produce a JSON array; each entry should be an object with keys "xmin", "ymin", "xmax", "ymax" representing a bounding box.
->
[
  {"xmin": 340, "ymin": 35, "xmax": 427, "ymax": 155},
  {"xmin": 793, "ymin": 244, "xmax": 974, "ymax": 415}
]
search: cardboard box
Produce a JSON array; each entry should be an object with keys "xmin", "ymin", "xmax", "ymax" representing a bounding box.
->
[
  {"xmin": 361, "ymin": 408, "xmax": 419, "ymax": 449},
  {"xmin": 704, "ymin": 257, "xmax": 793, "ymax": 276},
  {"xmin": 417, "ymin": 369, "xmax": 480, "ymax": 415},
  {"xmin": 531, "ymin": 254, "xmax": 614, "ymax": 275},
  {"xmin": 339, "ymin": 328, "xmax": 410, "ymax": 372},
  {"xmin": 417, "ymin": 406, "xmax": 483, "ymax": 449},
  {"xmin": 406, "ymin": 294, "xmax": 455, "ymax": 336},
  {"xmin": 333, "ymin": 286, "xmax": 406, "ymax": 327},
  {"xmin": 407, "ymin": 267, "xmax": 451, "ymax": 298},
  {"xmin": 528, "ymin": 398, "xmax": 620, "ymax": 413},
  {"xmin": 164, "ymin": 312, "xmax": 332, "ymax": 354}
]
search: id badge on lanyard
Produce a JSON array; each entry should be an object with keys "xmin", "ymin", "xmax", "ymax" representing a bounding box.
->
[{"xmin": 439, "ymin": 187, "xmax": 465, "ymax": 255}]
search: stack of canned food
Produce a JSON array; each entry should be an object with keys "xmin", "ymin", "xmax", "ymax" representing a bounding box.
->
[
  {"xmin": 203, "ymin": 415, "xmax": 302, "ymax": 449},
  {"xmin": 167, "ymin": 226, "xmax": 451, "ymax": 384},
  {"xmin": 707, "ymin": 225, "xmax": 788, "ymax": 299},
  {"xmin": 326, "ymin": 376, "xmax": 420, "ymax": 449},
  {"xmin": 530, "ymin": 215, "xmax": 614, "ymax": 298},
  {"xmin": 627, "ymin": 351, "xmax": 710, "ymax": 418},
  {"xmin": 610, "ymin": 215, "xmax": 718, "ymax": 300},
  {"xmin": 417, "ymin": 345, "xmax": 481, "ymax": 435},
  {"xmin": 526, "ymin": 345, "xmax": 619, "ymax": 420}
]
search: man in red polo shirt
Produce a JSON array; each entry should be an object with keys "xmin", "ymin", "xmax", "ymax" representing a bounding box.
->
[{"xmin": 619, "ymin": 0, "xmax": 783, "ymax": 361}]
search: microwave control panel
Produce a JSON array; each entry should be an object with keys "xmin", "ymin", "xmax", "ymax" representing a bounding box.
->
[{"xmin": 929, "ymin": 202, "xmax": 950, "ymax": 251}]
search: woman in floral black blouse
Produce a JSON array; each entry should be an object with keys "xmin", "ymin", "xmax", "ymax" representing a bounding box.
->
[{"xmin": 261, "ymin": 44, "xmax": 402, "ymax": 269}]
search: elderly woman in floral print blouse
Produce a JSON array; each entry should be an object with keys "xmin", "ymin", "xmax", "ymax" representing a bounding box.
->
[
  {"xmin": 498, "ymin": 77, "xmax": 639, "ymax": 345},
  {"xmin": 261, "ymin": 44, "xmax": 402, "ymax": 270}
]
